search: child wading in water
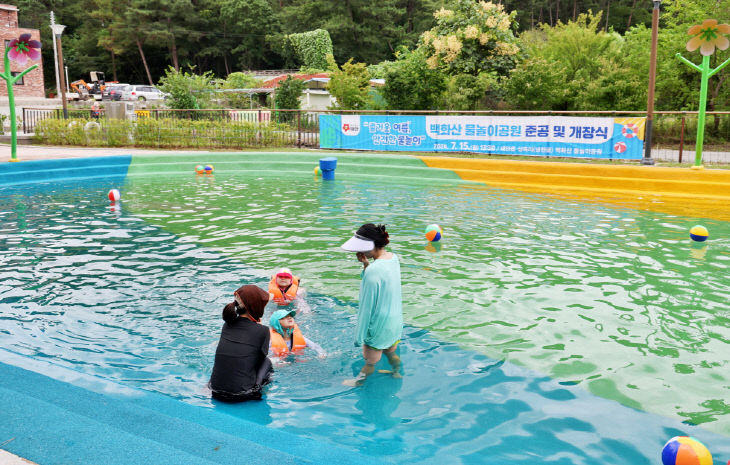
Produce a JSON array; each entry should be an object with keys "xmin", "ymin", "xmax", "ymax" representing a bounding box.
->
[{"xmin": 269, "ymin": 309, "xmax": 325, "ymax": 359}]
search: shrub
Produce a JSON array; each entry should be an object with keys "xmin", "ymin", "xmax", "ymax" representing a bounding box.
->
[
  {"xmin": 327, "ymin": 57, "xmax": 372, "ymax": 110},
  {"xmin": 274, "ymin": 76, "xmax": 307, "ymax": 122},
  {"xmin": 287, "ymin": 29, "xmax": 333, "ymax": 70},
  {"xmin": 34, "ymin": 116, "xmax": 297, "ymax": 149},
  {"xmin": 157, "ymin": 66, "xmax": 216, "ymax": 109}
]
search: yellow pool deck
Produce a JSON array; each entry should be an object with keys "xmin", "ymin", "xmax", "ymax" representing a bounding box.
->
[{"xmin": 419, "ymin": 156, "xmax": 730, "ymax": 222}]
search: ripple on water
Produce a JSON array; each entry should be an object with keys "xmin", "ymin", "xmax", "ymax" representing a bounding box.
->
[{"xmin": 1, "ymin": 175, "xmax": 729, "ymax": 463}]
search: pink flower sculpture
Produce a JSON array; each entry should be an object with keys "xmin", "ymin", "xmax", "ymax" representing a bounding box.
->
[
  {"xmin": 8, "ymin": 33, "xmax": 41, "ymax": 66},
  {"xmin": 686, "ymin": 19, "xmax": 730, "ymax": 56}
]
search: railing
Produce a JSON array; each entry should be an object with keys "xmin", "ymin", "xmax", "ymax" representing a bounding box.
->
[
  {"xmin": 130, "ymin": 109, "xmax": 320, "ymax": 148},
  {"xmin": 243, "ymin": 69, "xmax": 299, "ymax": 77},
  {"xmin": 21, "ymin": 107, "xmax": 730, "ymax": 163},
  {"xmin": 23, "ymin": 107, "xmax": 105, "ymax": 133}
]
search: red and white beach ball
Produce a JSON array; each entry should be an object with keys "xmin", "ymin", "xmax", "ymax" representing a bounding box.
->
[
  {"xmin": 614, "ymin": 141, "xmax": 627, "ymax": 154},
  {"xmin": 108, "ymin": 189, "xmax": 121, "ymax": 202}
]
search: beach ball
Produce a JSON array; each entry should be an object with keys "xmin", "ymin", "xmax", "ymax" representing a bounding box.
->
[
  {"xmin": 425, "ymin": 224, "xmax": 443, "ymax": 242},
  {"xmin": 108, "ymin": 189, "xmax": 120, "ymax": 202},
  {"xmin": 614, "ymin": 141, "xmax": 627, "ymax": 154},
  {"xmin": 661, "ymin": 436, "xmax": 712, "ymax": 465},
  {"xmin": 690, "ymin": 225, "xmax": 709, "ymax": 242},
  {"xmin": 195, "ymin": 165, "xmax": 205, "ymax": 175},
  {"xmin": 204, "ymin": 165, "xmax": 214, "ymax": 175},
  {"xmin": 314, "ymin": 166, "xmax": 321, "ymax": 176}
]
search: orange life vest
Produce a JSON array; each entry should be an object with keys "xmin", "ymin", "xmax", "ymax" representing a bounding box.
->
[
  {"xmin": 269, "ymin": 324, "xmax": 307, "ymax": 356},
  {"xmin": 268, "ymin": 275, "xmax": 300, "ymax": 305}
]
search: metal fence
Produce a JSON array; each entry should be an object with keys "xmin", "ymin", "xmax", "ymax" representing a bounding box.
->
[
  {"xmin": 23, "ymin": 107, "xmax": 106, "ymax": 133},
  {"xmin": 22, "ymin": 107, "xmax": 730, "ymax": 163}
]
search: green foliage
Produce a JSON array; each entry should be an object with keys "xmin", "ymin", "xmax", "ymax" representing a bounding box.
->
[
  {"xmin": 34, "ymin": 118, "xmax": 135, "ymax": 147},
  {"xmin": 219, "ymin": 0, "xmax": 282, "ymax": 70},
  {"xmin": 655, "ymin": 1, "xmax": 730, "ymax": 112},
  {"xmin": 276, "ymin": 0, "xmax": 441, "ymax": 65},
  {"xmin": 221, "ymin": 72, "xmax": 263, "ymax": 109},
  {"xmin": 367, "ymin": 62, "xmax": 394, "ymax": 79},
  {"xmin": 382, "ymin": 48, "xmax": 447, "ymax": 110},
  {"xmin": 157, "ymin": 66, "xmax": 216, "ymax": 109},
  {"xmin": 275, "ymin": 76, "xmax": 307, "ymax": 110},
  {"xmin": 504, "ymin": 12, "xmax": 646, "ymax": 111},
  {"xmin": 326, "ymin": 57, "xmax": 372, "ymax": 110},
  {"xmin": 274, "ymin": 76, "xmax": 307, "ymax": 122},
  {"xmin": 441, "ymin": 72, "xmax": 500, "ymax": 110},
  {"xmin": 223, "ymin": 72, "xmax": 261, "ymax": 89},
  {"xmin": 287, "ymin": 29, "xmax": 334, "ymax": 70},
  {"xmin": 503, "ymin": 56, "xmax": 570, "ymax": 109},
  {"xmin": 34, "ymin": 116, "xmax": 296, "ymax": 148},
  {"xmin": 418, "ymin": 0, "xmax": 520, "ymax": 76}
]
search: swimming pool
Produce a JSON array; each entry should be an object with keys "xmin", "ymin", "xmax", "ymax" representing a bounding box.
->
[{"xmin": 1, "ymin": 153, "xmax": 729, "ymax": 464}]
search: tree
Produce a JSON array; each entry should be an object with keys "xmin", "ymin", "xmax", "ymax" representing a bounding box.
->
[
  {"xmin": 287, "ymin": 29, "xmax": 334, "ymax": 71},
  {"xmin": 502, "ymin": 12, "xmax": 646, "ymax": 111},
  {"xmin": 381, "ymin": 48, "xmax": 446, "ymax": 110},
  {"xmin": 219, "ymin": 0, "xmax": 282, "ymax": 70},
  {"xmin": 661, "ymin": 0, "xmax": 730, "ymax": 112},
  {"xmin": 274, "ymin": 75, "xmax": 307, "ymax": 121},
  {"xmin": 221, "ymin": 72, "xmax": 263, "ymax": 108},
  {"xmin": 157, "ymin": 66, "xmax": 216, "ymax": 109},
  {"xmin": 441, "ymin": 72, "xmax": 500, "ymax": 110},
  {"xmin": 326, "ymin": 56, "xmax": 372, "ymax": 109},
  {"xmin": 275, "ymin": 0, "xmax": 431, "ymax": 64},
  {"xmin": 91, "ymin": 0, "xmax": 131, "ymax": 81},
  {"xmin": 418, "ymin": 0, "xmax": 521, "ymax": 76}
]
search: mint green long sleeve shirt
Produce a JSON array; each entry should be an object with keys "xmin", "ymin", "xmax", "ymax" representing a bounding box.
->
[{"xmin": 356, "ymin": 253, "xmax": 403, "ymax": 350}]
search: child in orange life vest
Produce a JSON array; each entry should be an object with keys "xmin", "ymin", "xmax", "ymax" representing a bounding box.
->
[
  {"xmin": 269, "ymin": 309, "xmax": 325, "ymax": 359},
  {"xmin": 268, "ymin": 267, "xmax": 309, "ymax": 313}
]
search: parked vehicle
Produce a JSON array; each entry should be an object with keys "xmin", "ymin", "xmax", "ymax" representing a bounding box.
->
[
  {"xmin": 102, "ymin": 83, "xmax": 128, "ymax": 101},
  {"xmin": 121, "ymin": 85, "xmax": 166, "ymax": 101}
]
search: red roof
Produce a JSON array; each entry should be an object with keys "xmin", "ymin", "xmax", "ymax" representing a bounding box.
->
[{"xmin": 262, "ymin": 73, "xmax": 330, "ymax": 89}]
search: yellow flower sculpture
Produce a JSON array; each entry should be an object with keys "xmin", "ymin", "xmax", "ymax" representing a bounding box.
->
[{"xmin": 686, "ymin": 19, "xmax": 730, "ymax": 56}]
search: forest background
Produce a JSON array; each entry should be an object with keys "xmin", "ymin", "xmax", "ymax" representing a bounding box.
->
[{"xmin": 14, "ymin": 0, "xmax": 730, "ymax": 112}]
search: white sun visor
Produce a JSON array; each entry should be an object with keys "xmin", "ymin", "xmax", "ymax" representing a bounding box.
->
[{"xmin": 341, "ymin": 233, "xmax": 375, "ymax": 252}]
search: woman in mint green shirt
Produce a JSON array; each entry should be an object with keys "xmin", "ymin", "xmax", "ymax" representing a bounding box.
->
[{"xmin": 341, "ymin": 223, "xmax": 403, "ymax": 386}]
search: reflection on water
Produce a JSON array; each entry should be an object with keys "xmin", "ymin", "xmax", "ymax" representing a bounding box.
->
[{"xmin": 1, "ymin": 176, "xmax": 729, "ymax": 464}]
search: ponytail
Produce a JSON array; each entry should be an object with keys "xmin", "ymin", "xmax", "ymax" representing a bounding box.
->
[
  {"xmin": 356, "ymin": 223, "xmax": 390, "ymax": 248},
  {"xmin": 222, "ymin": 301, "xmax": 239, "ymax": 325}
]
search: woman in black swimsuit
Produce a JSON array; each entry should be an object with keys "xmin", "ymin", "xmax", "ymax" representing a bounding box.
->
[{"xmin": 209, "ymin": 285, "xmax": 273, "ymax": 402}]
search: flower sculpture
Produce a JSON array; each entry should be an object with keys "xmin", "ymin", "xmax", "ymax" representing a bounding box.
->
[
  {"xmin": 8, "ymin": 33, "xmax": 41, "ymax": 66},
  {"xmin": 2, "ymin": 33, "xmax": 42, "ymax": 162},
  {"xmin": 686, "ymin": 19, "xmax": 730, "ymax": 56},
  {"xmin": 676, "ymin": 20, "xmax": 730, "ymax": 168}
]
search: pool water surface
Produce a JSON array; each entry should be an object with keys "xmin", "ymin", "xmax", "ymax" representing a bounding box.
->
[{"xmin": 1, "ymin": 169, "xmax": 729, "ymax": 464}]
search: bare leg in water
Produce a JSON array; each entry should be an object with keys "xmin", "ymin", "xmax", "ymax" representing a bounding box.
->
[
  {"xmin": 343, "ymin": 342, "xmax": 401, "ymax": 386},
  {"xmin": 378, "ymin": 345, "xmax": 402, "ymax": 379}
]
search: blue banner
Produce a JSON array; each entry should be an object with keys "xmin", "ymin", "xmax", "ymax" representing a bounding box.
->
[{"xmin": 319, "ymin": 115, "xmax": 645, "ymax": 160}]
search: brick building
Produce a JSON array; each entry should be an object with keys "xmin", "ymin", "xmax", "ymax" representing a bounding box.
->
[{"xmin": 0, "ymin": 4, "xmax": 44, "ymax": 97}]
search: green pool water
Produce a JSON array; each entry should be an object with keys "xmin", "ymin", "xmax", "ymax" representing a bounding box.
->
[
  {"xmin": 121, "ymin": 166, "xmax": 730, "ymax": 434},
  {"xmin": 2, "ymin": 154, "xmax": 729, "ymax": 463}
]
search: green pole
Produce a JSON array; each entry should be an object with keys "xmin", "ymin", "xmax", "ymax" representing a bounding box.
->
[
  {"xmin": 4, "ymin": 47, "xmax": 18, "ymax": 162},
  {"xmin": 694, "ymin": 55, "xmax": 710, "ymax": 168},
  {"xmin": 2, "ymin": 45, "xmax": 37, "ymax": 162}
]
